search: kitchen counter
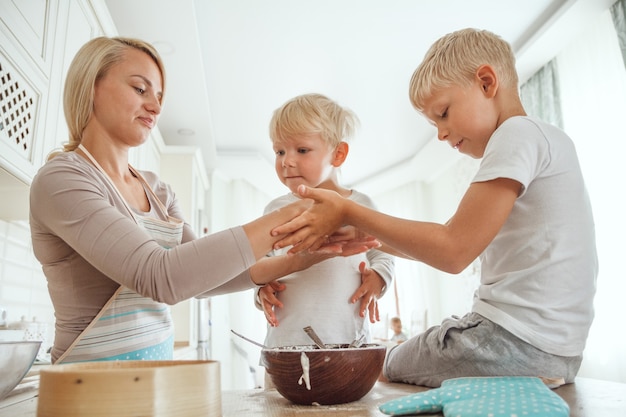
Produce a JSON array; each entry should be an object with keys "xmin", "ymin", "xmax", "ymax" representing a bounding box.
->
[
  {"xmin": 2, "ymin": 371, "xmax": 625, "ymax": 416},
  {"xmin": 222, "ymin": 378, "xmax": 626, "ymax": 417}
]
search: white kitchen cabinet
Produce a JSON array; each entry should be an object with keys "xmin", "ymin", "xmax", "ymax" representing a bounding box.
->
[
  {"xmin": 0, "ymin": 0, "xmax": 118, "ymax": 187},
  {"xmin": 0, "ymin": 0, "xmax": 159, "ymax": 218},
  {"xmin": 0, "ymin": 0, "xmax": 55, "ymax": 184}
]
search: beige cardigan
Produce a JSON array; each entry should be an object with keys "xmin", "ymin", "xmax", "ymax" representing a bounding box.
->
[{"xmin": 30, "ymin": 151, "xmax": 257, "ymax": 361}]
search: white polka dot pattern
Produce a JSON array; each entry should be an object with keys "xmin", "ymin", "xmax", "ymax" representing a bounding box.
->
[{"xmin": 378, "ymin": 377, "xmax": 569, "ymax": 417}]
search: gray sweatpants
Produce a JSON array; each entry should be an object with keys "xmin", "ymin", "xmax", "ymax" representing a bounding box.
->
[{"xmin": 383, "ymin": 312, "xmax": 582, "ymax": 387}]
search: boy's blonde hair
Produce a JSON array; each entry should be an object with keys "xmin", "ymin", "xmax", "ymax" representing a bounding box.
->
[
  {"xmin": 51, "ymin": 37, "xmax": 165, "ymax": 159},
  {"xmin": 409, "ymin": 28, "xmax": 518, "ymax": 112},
  {"xmin": 269, "ymin": 93, "xmax": 359, "ymax": 148}
]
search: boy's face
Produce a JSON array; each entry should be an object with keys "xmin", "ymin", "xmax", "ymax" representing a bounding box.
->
[
  {"xmin": 273, "ymin": 133, "xmax": 337, "ymax": 193},
  {"xmin": 420, "ymin": 78, "xmax": 499, "ymax": 159},
  {"xmin": 391, "ymin": 321, "xmax": 402, "ymax": 334}
]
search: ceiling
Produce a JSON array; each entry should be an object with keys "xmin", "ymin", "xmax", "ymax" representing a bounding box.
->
[{"xmin": 104, "ymin": 0, "xmax": 613, "ymax": 197}]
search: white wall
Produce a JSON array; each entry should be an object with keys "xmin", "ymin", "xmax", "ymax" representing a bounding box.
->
[
  {"xmin": 0, "ymin": 220, "xmax": 54, "ymax": 355},
  {"xmin": 206, "ymin": 174, "xmax": 273, "ymax": 390}
]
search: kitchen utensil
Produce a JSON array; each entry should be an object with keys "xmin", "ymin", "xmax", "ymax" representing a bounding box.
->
[
  {"xmin": 0, "ymin": 340, "xmax": 41, "ymax": 401},
  {"xmin": 261, "ymin": 343, "xmax": 386, "ymax": 405},
  {"xmin": 349, "ymin": 334, "xmax": 366, "ymax": 348},
  {"xmin": 302, "ymin": 325, "xmax": 326, "ymax": 349},
  {"xmin": 37, "ymin": 360, "xmax": 221, "ymax": 417},
  {"xmin": 230, "ymin": 329, "xmax": 268, "ymax": 349}
]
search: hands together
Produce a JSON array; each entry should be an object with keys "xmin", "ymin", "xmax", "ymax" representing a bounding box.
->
[{"xmin": 274, "ymin": 185, "xmax": 376, "ymax": 254}]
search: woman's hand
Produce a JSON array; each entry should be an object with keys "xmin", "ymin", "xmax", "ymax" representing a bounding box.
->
[
  {"xmin": 350, "ymin": 262, "xmax": 385, "ymax": 323},
  {"xmin": 315, "ymin": 227, "xmax": 381, "ymax": 256},
  {"xmin": 328, "ymin": 226, "xmax": 377, "ymax": 246},
  {"xmin": 272, "ymin": 185, "xmax": 347, "ymax": 253}
]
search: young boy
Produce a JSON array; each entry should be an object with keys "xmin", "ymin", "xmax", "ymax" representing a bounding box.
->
[
  {"xmin": 389, "ymin": 317, "xmax": 407, "ymax": 344},
  {"xmin": 251, "ymin": 93, "xmax": 395, "ymax": 349},
  {"xmin": 271, "ymin": 29, "xmax": 598, "ymax": 387}
]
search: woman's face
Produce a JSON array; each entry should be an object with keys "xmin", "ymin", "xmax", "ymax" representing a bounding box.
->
[{"xmin": 90, "ymin": 48, "xmax": 163, "ymax": 148}]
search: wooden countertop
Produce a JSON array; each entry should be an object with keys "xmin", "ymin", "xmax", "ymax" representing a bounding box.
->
[
  {"xmin": 220, "ymin": 378, "xmax": 626, "ymax": 417},
  {"xmin": 2, "ymin": 372, "xmax": 625, "ymax": 416}
]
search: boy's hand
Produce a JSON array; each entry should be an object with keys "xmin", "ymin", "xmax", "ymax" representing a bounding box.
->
[
  {"xmin": 350, "ymin": 262, "xmax": 384, "ymax": 323},
  {"xmin": 259, "ymin": 281, "xmax": 286, "ymax": 327},
  {"xmin": 272, "ymin": 185, "xmax": 346, "ymax": 253}
]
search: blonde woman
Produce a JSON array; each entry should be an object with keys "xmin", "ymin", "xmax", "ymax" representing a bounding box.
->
[{"xmin": 29, "ymin": 37, "xmax": 376, "ymax": 364}]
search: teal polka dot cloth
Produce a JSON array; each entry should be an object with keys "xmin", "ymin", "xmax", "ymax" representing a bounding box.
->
[{"xmin": 379, "ymin": 377, "xmax": 569, "ymax": 417}]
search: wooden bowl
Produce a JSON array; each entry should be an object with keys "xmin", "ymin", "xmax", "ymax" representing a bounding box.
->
[
  {"xmin": 261, "ymin": 343, "xmax": 386, "ymax": 405},
  {"xmin": 37, "ymin": 360, "xmax": 220, "ymax": 417}
]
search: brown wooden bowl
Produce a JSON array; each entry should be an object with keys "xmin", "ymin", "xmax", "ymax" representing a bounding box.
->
[{"xmin": 261, "ymin": 343, "xmax": 386, "ymax": 405}]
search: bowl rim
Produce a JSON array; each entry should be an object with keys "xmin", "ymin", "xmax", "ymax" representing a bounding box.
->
[
  {"xmin": 261, "ymin": 342, "xmax": 386, "ymax": 352},
  {"xmin": 40, "ymin": 359, "xmax": 218, "ymax": 374}
]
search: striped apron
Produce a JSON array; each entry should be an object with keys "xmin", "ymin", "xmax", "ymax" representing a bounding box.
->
[{"xmin": 56, "ymin": 145, "xmax": 184, "ymax": 363}]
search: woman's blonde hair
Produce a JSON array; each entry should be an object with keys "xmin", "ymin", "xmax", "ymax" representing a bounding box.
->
[
  {"xmin": 409, "ymin": 28, "xmax": 518, "ymax": 112},
  {"xmin": 269, "ymin": 93, "xmax": 359, "ymax": 148},
  {"xmin": 50, "ymin": 37, "xmax": 165, "ymax": 159}
]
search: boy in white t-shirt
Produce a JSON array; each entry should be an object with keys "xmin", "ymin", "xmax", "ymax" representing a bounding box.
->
[{"xmin": 271, "ymin": 29, "xmax": 598, "ymax": 387}]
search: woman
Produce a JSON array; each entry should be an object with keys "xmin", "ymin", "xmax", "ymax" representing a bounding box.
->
[{"xmin": 29, "ymin": 37, "xmax": 376, "ymax": 364}]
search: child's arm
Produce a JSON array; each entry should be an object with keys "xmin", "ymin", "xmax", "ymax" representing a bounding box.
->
[
  {"xmin": 250, "ymin": 249, "xmax": 364, "ymax": 326},
  {"xmin": 250, "ymin": 253, "xmax": 332, "ymax": 325},
  {"xmin": 273, "ymin": 179, "xmax": 521, "ymax": 274},
  {"xmin": 249, "ymin": 252, "xmax": 331, "ymax": 284}
]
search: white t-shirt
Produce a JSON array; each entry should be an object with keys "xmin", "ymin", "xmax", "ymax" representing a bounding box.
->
[
  {"xmin": 261, "ymin": 191, "xmax": 395, "ymax": 348},
  {"xmin": 472, "ymin": 116, "xmax": 597, "ymax": 356}
]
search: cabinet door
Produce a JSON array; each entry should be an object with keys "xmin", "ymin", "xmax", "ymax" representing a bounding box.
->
[
  {"xmin": 0, "ymin": 0, "xmax": 60, "ymax": 182},
  {"xmin": 0, "ymin": 38, "xmax": 46, "ymax": 184},
  {"xmin": 0, "ymin": 0, "xmax": 57, "ymax": 75},
  {"xmin": 0, "ymin": 0, "xmax": 116, "ymax": 184}
]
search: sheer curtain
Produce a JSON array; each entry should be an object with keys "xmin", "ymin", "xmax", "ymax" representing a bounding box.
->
[
  {"xmin": 611, "ymin": 0, "xmax": 626, "ymax": 67},
  {"xmin": 557, "ymin": 9, "xmax": 626, "ymax": 383},
  {"xmin": 520, "ymin": 59, "xmax": 563, "ymax": 128}
]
